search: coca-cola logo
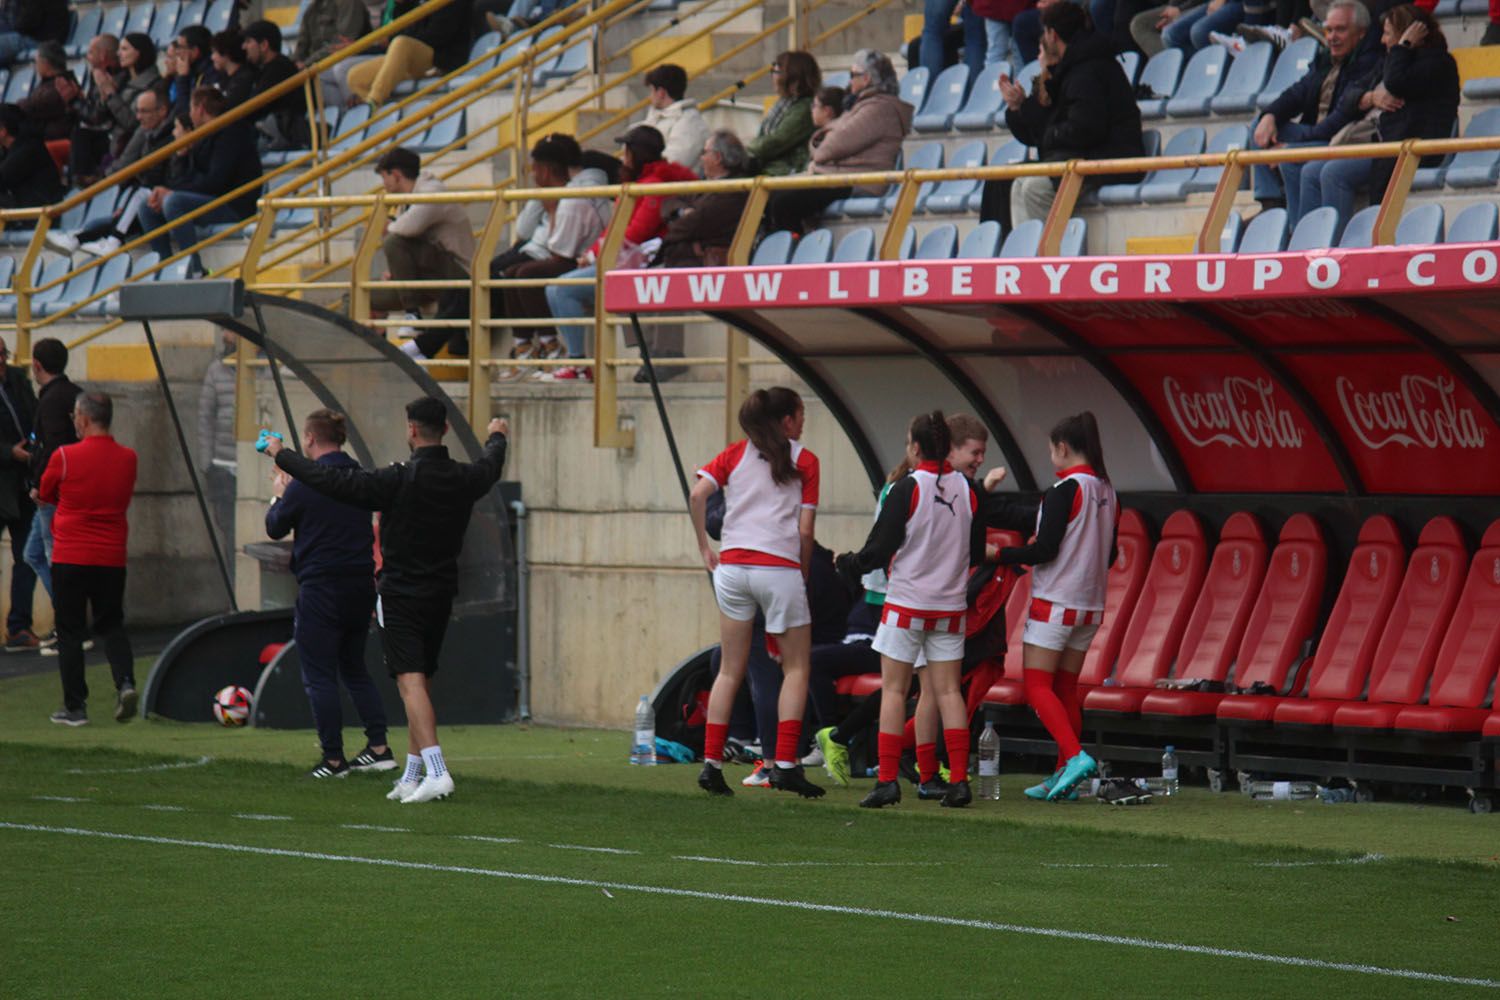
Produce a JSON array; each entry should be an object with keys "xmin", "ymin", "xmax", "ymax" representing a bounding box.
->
[
  {"xmin": 1162, "ymin": 376, "xmax": 1306, "ymax": 449},
  {"xmin": 1290, "ymin": 552, "xmax": 1301, "ymax": 579},
  {"xmin": 1430, "ymin": 556, "xmax": 1440, "ymax": 583},
  {"xmin": 1335, "ymin": 375, "xmax": 1488, "ymax": 451}
]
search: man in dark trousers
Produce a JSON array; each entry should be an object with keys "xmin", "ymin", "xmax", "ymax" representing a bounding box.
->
[
  {"xmin": 41, "ymin": 391, "xmax": 139, "ymax": 726},
  {"xmin": 0, "ymin": 336, "xmax": 38, "ymax": 651},
  {"xmin": 24, "ymin": 338, "xmax": 82, "ymax": 616},
  {"xmin": 264, "ymin": 398, "xmax": 508, "ymax": 804},
  {"xmin": 266, "ymin": 408, "xmax": 393, "ymax": 780}
]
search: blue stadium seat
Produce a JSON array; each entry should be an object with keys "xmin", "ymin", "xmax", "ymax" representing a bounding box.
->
[
  {"xmin": 1256, "ymin": 37, "xmax": 1317, "ymax": 111},
  {"xmin": 954, "ymin": 61, "xmax": 1009, "ymax": 131},
  {"xmin": 1000, "ymin": 219, "xmax": 1042, "ymax": 257},
  {"xmin": 78, "ymin": 189, "xmax": 122, "ymax": 232},
  {"xmin": 1165, "ymin": 46, "xmax": 1228, "ymax": 117},
  {"xmin": 157, "ymin": 258, "xmax": 196, "ymax": 283},
  {"xmin": 1461, "ymin": 0, "xmax": 1488, "ymax": 13},
  {"xmin": 823, "ymin": 70, "xmax": 850, "ymax": 89},
  {"xmin": 1136, "ymin": 49, "xmax": 1184, "ymax": 120},
  {"xmin": 82, "ymin": 253, "xmax": 133, "ymax": 317},
  {"xmin": 1116, "ymin": 50, "xmax": 1141, "ymax": 86},
  {"xmin": 67, "ymin": 7, "xmax": 104, "ymax": 58},
  {"xmin": 1196, "ymin": 211, "xmax": 1243, "ymax": 252},
  {"xmin": 0, "ymin": 256, "xmax": 15, "ymax": 297},
  {"xmin": 152, "ymin": 1, "xmax": 183, "ymax": 49},
  {"xmin": 923, "ymin": 139, "xmax": 987, "ymax": 213},
  {"xmin": 131, "ymin": 251, "xmax": 163, "ymax": 282},
  {"xmin": 204, "ymin": 0, "xmax": 236, "ymax": 33},
  {"xmin": 451, "ymin": 31, "xmax": 503, "ymax": 86},
  {"xmin": 832, "ymin": 227, "xmax": 876, "ymax": 262},
  {"xmin": 1396, "ymin": 203, "xmax": 1444, "ymax": 245},
  {"xmin": 751, "ymin": 231, "xmax": 794, "ymax": 266},
  {"xmin": 1287, "ymin": 205, "xmax": 1340, "ymax": 250},
  {"xmin": 1411, "ymin": 122, "xmax": 1457, "ymax": 191},
  {"xmin": 26, "ymin": 258, "xmax": 77, "ymax": 318},
  {"xmin": 914, "ymin": 64, "xmax": 970, "ymax": 132},
  {"xmin": 959, "ymin": 219, "xmax": 1002, "ymax": 258},
  {"xmin": 417, "ymin": 109, "xmax": 464, "ymax": 152},
  {"xmin": 826, "ymin": 148, "xmax": 900, "ymax": 217},
  {"xmin": 1184, "ymin": 124, "xmax": 1250, "ymax": 194},
  {"xmin": 175, "ymin": 0, "xmax": 207, "ymax": 36},
  {"xmin": 963, "ymin": 138, "xmax": 1030, "ymax": 212},
  {"xmin": 899, "ymin": 68, "xmax": 930, "ymax": 113},
  {"xmin": 1434, "ymin": 0, "xmax": 1460, "ymax": 12},
  {"xmin": 1127, "ymin": 127, "xmax": 1206, "ymax": 204},
  {"xmin": 284, "ymin": 0, "xmax": 310, "ymax": 40},
  {"xmin": 1015, "ymin": 60, "xmax": 1042, "ymax": 95},
  {"xmin": 843, "ymin": 143, "xmax": 939, "ymax": 217},
  {"xmin": 1338, "ymin": 205, "xmax": 1379, "ymax": 248},
  {"xmin": 1059, "ymin": 217, "xmax": 1087, "ymax": 256},
  {"xmin": 330, "ymin": 103, "xmax": 371, "ymax": 150},
  {"xmin": 1462, "ymin": 76, "xmax": 1500, "ymax": 100},
  {"xmin": 542, "ymin": 38, "xmax": 590, "ymax": 81},
  {"xmin": 1446, "ymin": 202, "xmax": 1498, "ymax": 243},
  {"xmin": 4, "ymin": 65, "xmax": 34, "ymax": 102},
  {"xmin": 899, "ymin": 225, "xmax": 917, "ymax": 259},
  {"xmin": 1239, "ymin": 207, "xmax": 1287, "ymax": 252},
  {"xmin": 913, "ymin": 223, "xmax": 959, "ymax": 259},
  {"xmin": 0, "ymin": 260, "xmax": 65, "ymax": 319},
  {"xmin": 1445, "ymin": 108, "xmax": 1500, "ymax": 188},
  {"xmin": 1208, "ymin": 41, "xmax": 1272, "ymax": 114},
  {"xmin": 124, "ymin": 3, "xmax": 156, "ymax": 37},
  {"xmin": 99, "ymin": 6, "xmax": 130, "ymax": 44},
  {"xmin": 0, "ymin": 70, "xmax": 8, "ymax": 99},
  {"xmin": 791, "ymin": 228, "xmax": 833, "ymax": 264}
]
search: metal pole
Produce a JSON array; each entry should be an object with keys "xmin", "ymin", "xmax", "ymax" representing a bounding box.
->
[
  {"xmin": 250, "ymin": 297, "xmax": 303, "ymax": 455},
  {"xmin": 510, "ymin": 497, "xmax": 530, "ymax": 722},
  {"xmin": 628, "ymin": 314, "xmax": 691, "ymax": 510},
  {"xmin": 140, "ymin": 320, "xmax": 238, "ymax": 611}
]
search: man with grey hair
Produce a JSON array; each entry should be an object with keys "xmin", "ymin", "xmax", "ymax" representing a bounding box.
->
[
  {"xmin": 41, "ymin": 390, "xmax": 140, "ymax": 726},
  {"xmin": 1249, "ymin": 0, "xmax": 1377, "ymax": 214}
]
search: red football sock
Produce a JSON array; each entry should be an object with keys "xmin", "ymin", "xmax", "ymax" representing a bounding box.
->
[
  {"xmin": 915, "ymin": 742, "xmax": 939, "ymax": 783},
  {"xmin": 944, "ymin": 728, "xmax": 970, "ymax": 783},
  {"xmin": 878, "ymin": 731, "xmax": 902, "ymax": 783},
  {"xmin": 1053, "ymin": 671, "xmax": 1083, "ymax": 770},
  {"xmin": 1024, "ymin": 669, "xmax": 1082, "ymax": 761},
  {"xmin": 901, "ymin": 716, "xmax": 917, "ymax": 752},
  {"xmin": 704, "ymin": 722, "xmax": 728, "ymax": 764},
  {"xmin": 775, "ymin": 719, "xmax": 802, "ymax": 765}
]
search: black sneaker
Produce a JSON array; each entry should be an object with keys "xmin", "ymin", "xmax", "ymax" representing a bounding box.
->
[
  {"xmin": 309, "ymin": 758, "xmax": 351, "ymax": 779},
  {"xmin": 114, "ymin": 684, "xmax": 138, "ymax": 722},
  {"xmin": 768, "ymin": 764, "xmax": 826, "ymax": 799},
  {"xmin": 50, "ymin": 708, "xmax": 88, "ymax": 726},
  {"xmin": 698, "ymin": 762, "xmax": 734, "ymax": 796},
  {"xmin": 917, "ymin": 777, "xmax": 952, "ymax": 800},
  {"xmin": 349, "ymin": 746, "xmax": 397, "ymax": 772},
  {"xmin": 859, "ymin": 780, "xmax": 902, "ymax": 808},
  {"xmin": 940, "ymin": 779, "xmax": 973, "ymax": 808}
]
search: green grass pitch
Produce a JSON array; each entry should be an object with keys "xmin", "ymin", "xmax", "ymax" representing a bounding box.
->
[{"xmin": 2, "ymin": 669, "xmax": 1497, "ymax": 998}]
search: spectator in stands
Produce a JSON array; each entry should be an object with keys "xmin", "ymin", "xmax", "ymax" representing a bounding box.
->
[
  {"xmin": 748, "ymin": 51, "xmax": 819, "ymax": 177},
  {"xmin": 1250, "ymin": 0, "xmax": 1376, "ymax": 212},
  {"xmin": 296, "ymin": 0, "xmax": 372, "ymax": 69},
  {"xmin": 765, "ymin": 50, "xmax": 911, "ymax": 235},
  {"xmin": 137, "ymin": 86, "xmax": 263, "ymax": 263},
  {"xmin": 22, "ymin": 338, "xmax": 81, "ymax": 612},
  {"xmin": 1152, "ymin": 0, "xmax": 1262, "ymax": 52},
  {"xmin": 1013, "ymin": 0, "xmax": 1081, "ymax": 69},
  {"xmin": 0, "ymin": 103, "xmax": 63, "ymax": 209},
  {"xmin": 0, "ymin": 336, "xmax": 39, "ymax": 653},
  {"xmin": 808, "ymin": 84, "xmax": 844, "ymax": 142},
  {"xmin": 1296, "ymin": 5, "xmax": 1456, "ymax": 230},
  {"xmin": 61, "ymin": 35, "xmax": 125, "ymax": 185},
  {"xmin": 244, "ymin": 20, "xmax": 311, "ymax": 152},
  {"xmin": 18, "ymin": 42, "xmax": 76, "ymax": 142},
  {"xmin": 920, "ymin": 0, "xmax": 987, "ymax": 83},
  {"xmin": 1001, "ymin": 2, "xmax": 1145, "ymax": 225},
  {"xmin": 640, "ymin": 64, "xmax": 710, "ymax": 172},
  {"xmin": 43, "ymin": 391, "xmax": 140, "ymax": 728},
  {"xmin": 104, "ymin": 34, "xmax": 162, "ymax": 159},
  {"xmin": 492, "ymin": 133, "xmax": 612, "ymax": 379},
  {"xmin": 198, "ymin": 329, "xmax": 237, "ymax": 563},
  {"xmin": 347, "ymin": 0, "xmax": 474, "ymax": 108},
  {"xmin": 369, "ymin": 146, "xmax": 475, "ymax": 357},
  {"xmin": 0, "ymin": 0, "xmax": 68, "ymax": 67},
  {"xmin": 974, "ymin": 0, "xmax": 1033, "ymax": 70},
  {"xmin": 167, "ymin": 26, "xmax": 218, "ymax": 119},
  {"xmin": 211, "ymin": 30, "xmax": 257, "ymax": 108},
  {"xmin": 542, "ymin": 125, "xmax": 696, "ymax": 381}
]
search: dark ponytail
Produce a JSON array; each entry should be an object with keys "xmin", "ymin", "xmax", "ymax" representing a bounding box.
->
[
  {"xmin": 1050, "ymin": 411, "xmax": 1108, "ymax": 482},
  {"xmin": 908, "ymin": 409, "xmax": 951, "ymax": 463},
  {"xmin": 739, "ymin": 386, "xmax": 802, "ymax": 485}
]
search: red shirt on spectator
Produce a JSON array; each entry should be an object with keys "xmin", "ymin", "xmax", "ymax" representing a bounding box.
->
[{"xmin": 39, "ymin": 435, "xmax": 139, "ymax": 567}]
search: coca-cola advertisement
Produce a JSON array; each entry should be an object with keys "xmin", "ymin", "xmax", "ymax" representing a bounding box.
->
[
  {"xmin": 1284, "ymin": 354, "xmax": 1500, "ymax": 495},
  {"xmin": 1113, "ymin": 355, "xmax": 1342, "ymax": 493}
]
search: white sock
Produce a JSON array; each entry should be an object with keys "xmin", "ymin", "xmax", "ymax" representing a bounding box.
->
[
  {"xmin": 420, "ymin": 745, "xmax": 448, "ymax": 780},
  {"xmin": 705, "ymin": 758, "xmax": 723, "ymax": 769},
  {"xmin": 399, "ymin": 339, "xmax": 426, "ymax": 359},
  {"xmin": 775, "ymin": 760, "xmax": 795, "ymax": 769},
  {"xmin": 402, "ymin": 754, "xmax": 423, "ymax": 783}
]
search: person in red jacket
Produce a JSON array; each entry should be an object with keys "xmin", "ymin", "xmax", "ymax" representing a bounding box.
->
[{"xmin": 41, "ymin": 391, "xmax": 139, "ymax": 727}]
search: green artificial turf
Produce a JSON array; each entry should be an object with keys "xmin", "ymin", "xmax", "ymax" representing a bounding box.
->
[{"xmin": 3, "ymin": 667, "xmax": 1499, "ymax": 998}]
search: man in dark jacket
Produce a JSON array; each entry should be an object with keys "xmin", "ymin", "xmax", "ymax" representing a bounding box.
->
[
  {"xmin": 137, "ymin": 85, "xmax": 263, "ymax": 260},
  {"xmin": 1000, "ymin": 2, "xmax": 1145, "ymax": 224},
  {"xmin": 1250, "ymin": 0, "xmax": 1377, "ymax": 210},
  {"xmin": 266, "ymin": 408, "xmax": 392, "ymax": 780},
  {"xmin": 0, "ymin": 337, "xmax": 38, "ymax": 651},
  {"xmin": 0, "ymin": 0, "xmax": 69, "ymax": 65},
  {"xmin": 62, "ymin": 35, "xmax": 126, "ymax": 183},
  {"xmin": 17, "ymin": 42, "xmax": 76, "ymax": 141},
  {"xmin": 0, "ymin": 102, "xmax": 63, "ymax": 209},
  {"xmin": 23, "ymin": 338, "xmax": 82, "ymax": 611},
  {"xmin": 243, "ymin": 20, "xmax": 310, "ymax": 151},
  {"xmin": 264, "ymin": 397, "xmax": 507, "ymax": 804},
  {"xmin": 167, "ymin": 25, "xmax": 218, "ymax": 120}
]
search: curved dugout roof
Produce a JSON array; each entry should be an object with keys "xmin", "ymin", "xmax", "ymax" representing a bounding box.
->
[{"xmin": 605, "ymin": 244, "xmax": 1500, "ymax": 498}]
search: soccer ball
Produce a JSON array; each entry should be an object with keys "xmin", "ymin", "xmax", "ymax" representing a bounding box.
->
[{"xmin": 213, "ymin": 685, "xmax": 253, "ymax": 727}]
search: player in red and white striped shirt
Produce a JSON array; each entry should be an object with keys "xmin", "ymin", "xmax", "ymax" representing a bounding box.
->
[{"xmin": 690, "ymin": 387, "xmax": 825, "ymax": 799}]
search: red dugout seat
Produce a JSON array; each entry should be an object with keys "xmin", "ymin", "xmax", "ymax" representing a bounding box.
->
[
  {"xmin": 981, "ymin": 561, "xmax": 1032, "ymax": 705},
  {"xmin": 834, "ymin": 674, "xmax": 881, "ymax": 697},
  {"xmin": 1391, "ymin": 520, "xmax": 1500, "ymax": 736},
  {"xmin": 1142, "ymin": 514, "xmax": 1328, "ymax": 720},
  {"xmin": 1484, "ymin": 713, "xmax": 1500, "ymax": 739},
  {"xmin": 1088, "ymin": 512, "xmax": 1263, "ymax": 714}
]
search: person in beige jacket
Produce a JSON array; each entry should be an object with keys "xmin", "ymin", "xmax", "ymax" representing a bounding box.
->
[
  {"xmin": 765, "ymin": 49, "xmax": 913, "ymax": 233},
  {"xmin": 640, "ymin": 63, "xmax": 711, "ymax": 171},
  {"xmin": 371, "ymin": 146, "xmax": 475, "ymax": 355}
]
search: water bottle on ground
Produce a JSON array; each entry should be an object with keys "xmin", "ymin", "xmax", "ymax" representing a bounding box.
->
[
  {"xmin": 631, "ymin": 695, "xmax": 656, "ymax": 765},
  {"xmin": 977, "ymin": 721, "xmax": 1001, "ymax": 800},
  {"xmin": 1318, "ymin": 786, "xmax": 1356, "ymax": 804},
  {"xmin": 1246, "ymin": 779, "xmax": 1318, "ymax": 801},
  {"xmin": 1160, "ymin": 745, "xmax": 1179, "ymax": 797}
]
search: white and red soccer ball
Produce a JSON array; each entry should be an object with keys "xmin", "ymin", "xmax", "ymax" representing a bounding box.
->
[{"xmin": 213, "ymin": 685, "xmax": 253, "ymax": 727}]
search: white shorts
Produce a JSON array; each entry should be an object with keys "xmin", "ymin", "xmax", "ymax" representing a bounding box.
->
[
  {"xmin": 872, "ymin": 621, "xmax": 965, "ymax": 666},
  {"xmin": 713, "ymin": 563, "xmax": 810, "ymax": 634},
  {"xmin": 1023, "ymin": 619, "xmax": 1101, "ymax": 652}
]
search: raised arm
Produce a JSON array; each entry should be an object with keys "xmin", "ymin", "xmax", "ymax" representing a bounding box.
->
[
  {"xmin": 997, "ymin": 479, "xmax": 1078, "ymax": 568},
  {"xmin": 272, "ymin": 446, "xmax": 403, "ymax": 511},
  {"xmin": 465, "ymin": 420, "xmax": 510, "ymax": 499}
]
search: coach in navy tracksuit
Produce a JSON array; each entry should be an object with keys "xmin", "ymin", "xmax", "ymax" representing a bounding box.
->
[{"xmin": 266, "ymin": 408, "xmax": 391, "ymax": 780}]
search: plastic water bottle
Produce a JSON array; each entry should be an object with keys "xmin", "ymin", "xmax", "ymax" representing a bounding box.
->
[
  {"xmin": 977, "ymin": 722, "xmax": 1001, "ymax": 800},
  {"xmin": 1247, "ymin": 780, "xmax": 1318, "ymax": 801},
  {"xmin": 631, "ymin": 696, "xmax": 656, "ymax": 765},
  {"xmin": 1160, "ymin": 745, "xmax": 1179, "ymax": 797}
]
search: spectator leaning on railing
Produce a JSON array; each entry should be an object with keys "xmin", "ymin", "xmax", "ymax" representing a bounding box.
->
[
  {"xmin": 0, "ymin": 103, "xmax": 63, "ymax": 209},
  {"xmin": 640, "ymin": 64, "xmax": 711, "ymax": 172},
  {"xmin": 747, "ymin": 51, "xmax": 820, "ymax": 177}
]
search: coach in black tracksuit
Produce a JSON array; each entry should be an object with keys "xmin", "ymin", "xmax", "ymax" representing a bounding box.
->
[
  {"xmin": 265, "ymin": 408, "xmax": 390, "ymax": 780},
  {"xmin": 265, "ymin": 397, "xmax": 507, "ymax": 803}
]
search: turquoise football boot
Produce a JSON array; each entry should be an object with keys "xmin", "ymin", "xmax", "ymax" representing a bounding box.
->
[
  {"xmin": 1047, "ymin": 750, "xmax": 1098, "ymax": 801},
  {"xmin": 1024, "ymin": 767, "xmax": 1065, "ymax": 800}
]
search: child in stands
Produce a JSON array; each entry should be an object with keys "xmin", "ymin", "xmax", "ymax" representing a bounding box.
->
[
  {"xmin": 997, "ymin": 412, "xmax": 1118, "ymax": 801},
  {"xmin": 690, "ymin": 387, "xmax": 825, "ymax": 799}
]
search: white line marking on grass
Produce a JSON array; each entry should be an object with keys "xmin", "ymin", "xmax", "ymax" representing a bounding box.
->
[
  {"xmin": 1251, "ymin": 853, "xmax": 1385, "ymax": 868},
  {"xmin": 2, "ymin": 821, "xmax": 1492, "ymax": 991},
  {"xmin": 233, "ymin": 814, "xmax": 293, "ymax": 822},
  {"xmin": 546, "ymin": 843, "xmax": 640, "ymax": 855},
  {"xmin": 675, "ymin": 855, "xmax": 946, "ymax": 869},
  {"xmin": 66, "ymin": 755, "xmax": 213, "ymax": 775},
  {"xmin": 458, "ymin": 835, "xmax": 522, "ymax": 845},
  {"xmin": 341, "ymin": 824, "xmax": 410, "ymax": 833},
  {"xmin": 1043, "ymin": 862, "xmax": 1171, "ymax": 869},
  {"xmin": 141, "ymin": 805, "xmax": 188, "ymax": 813},
  {"xmin": 32, "ymin": 795, "xmax": 90, "ymax": 803}
]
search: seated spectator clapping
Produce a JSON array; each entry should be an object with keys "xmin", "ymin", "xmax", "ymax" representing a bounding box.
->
[
  {"xmin": 747, "ymin": 51, "xmax": 819, "ymax": 176},
  {"xmin": 60, "ymin": 35, "xmax": 126, "ymax": 185}
]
